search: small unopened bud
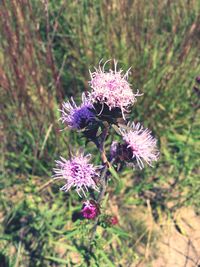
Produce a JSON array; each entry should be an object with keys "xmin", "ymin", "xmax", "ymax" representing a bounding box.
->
[
  {"xmin": 110, "ymin": 216, "xmax": 118, "ymax": 225},
  {"xmin": 81, "ymin": 200, "xmax": 100, "ymax": 220},
  {"xmin": 195, "ymin": 76, "xmax": 200, "ymax": 84},
  {"xmin": 100, "ymin": 214, "xmax": 119, "ymax": 227}
]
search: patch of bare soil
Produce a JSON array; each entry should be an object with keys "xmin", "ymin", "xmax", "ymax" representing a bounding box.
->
[{"xmin": 151, "ymin": 207, "xmax": 200, "ymax": 267}]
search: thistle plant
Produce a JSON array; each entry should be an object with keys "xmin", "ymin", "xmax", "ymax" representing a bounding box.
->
[{"xmin": 52, "ymin": 60, "xmax": 159, "ymax": 253}]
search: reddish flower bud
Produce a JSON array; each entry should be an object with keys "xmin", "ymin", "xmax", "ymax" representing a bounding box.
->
[
  {"xmin": 110, "ymin": 216, "xmax": 118, "ymax": 225},
  {"xmin": 81, "ymin": 200, "xmax": 100, "ymax": 220}
]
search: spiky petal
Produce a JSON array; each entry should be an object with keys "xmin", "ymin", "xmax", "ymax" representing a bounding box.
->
[
  {"xmin": 60, "ymin": 93, "xmax": 95, "ymax": 130},
  {"xmin": 89, "ymin": 60, "xmax": 140, "ymax": 117},
  {"xmin": 53, "ymin": 153, "xmax": 99, "ymax": 197},
  {"xmin": 119, "ymin": 122, "xmax": 159, "ymax": 169}
]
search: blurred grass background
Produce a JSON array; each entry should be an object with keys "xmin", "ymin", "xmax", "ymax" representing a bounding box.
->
[{"xmin": 0, "ymin": 0, "xmax": 200, "ymax": 266}]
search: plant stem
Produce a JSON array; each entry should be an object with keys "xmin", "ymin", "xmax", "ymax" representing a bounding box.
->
[
  {"xmin": 88, "ymin": 123, "xmax": 110, "ymax": 252},
  {"xmin": 88, "ymin": 164, "xmax": 108, "ymax": 254}
]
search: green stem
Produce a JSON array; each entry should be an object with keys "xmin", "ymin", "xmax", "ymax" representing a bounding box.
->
[{"xmin": 88, "ymin": 123, "xmax": 110, "ymax": 253}]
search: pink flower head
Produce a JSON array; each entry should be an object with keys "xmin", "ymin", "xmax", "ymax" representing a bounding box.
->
[
  {"xmin": 89, "ymin": 60, "xmax": 140, "ymax": 118},
  {"xmin": 81, "ymin": 200, "xmax": 99, "ymax": 219},
  {"xmin": 60, "ymin": 93, "xmax": 95, "ymax": 130},
  {"xmin": 110, "ymin": 216, "xmax": 118, "ymax": 225},
  {"xmin": 119, "ymin": 122, "xmax": 159, "ymax": 169},
  {"xmin": 53, "ymin": 153, "xmax": 99, "ymax": 197}
]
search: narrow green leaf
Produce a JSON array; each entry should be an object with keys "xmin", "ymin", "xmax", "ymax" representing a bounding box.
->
[{"xmin": 99, "ymin": 251, "xmax": 115, "ymax": 267}]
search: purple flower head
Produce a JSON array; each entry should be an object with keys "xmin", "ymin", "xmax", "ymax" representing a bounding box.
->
[
  {"xmin": 60, "ymin": 93, "xmax": 95, "ymax": 130},
  {"xmin": 119, "ymin": 122, "xmax": 159, "ymax": 169},
  {"xmin": 53, "ymin": 153, "xmax": 100, "ymax": 197},
  {"xmin": 81, "ymin": 200, "xmax": 99, "ymax": 219},
  {"xmin": 89, "ymin": 60, "xmax": 141, "ymax": 118}
]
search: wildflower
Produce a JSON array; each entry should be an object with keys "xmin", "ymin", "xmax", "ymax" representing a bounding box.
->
[
  {"xmin": 110, "ymin": 216, "xmax": 118, "ymax": 225},
  {"xmin": 119, "ymin": 122, "xmax": 159, "ymax": 169},
  {"xmin": 81, "ymin": 200, "xmax": 100, "ymax": 219},
  {"xmin": 53, "ymin": 153, "xmax": 99, "ymax": 197},
  {"xmin": 60, "ymin": 93, "xmax": 95, "ymax": 130},
  {"xmin": 89, "ymin": 60, "xmax": 140, "ymax": 119}
]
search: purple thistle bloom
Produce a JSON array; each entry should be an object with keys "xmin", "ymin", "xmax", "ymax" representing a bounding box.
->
[
  {"xmin": 81, "ymin": 200, "xmax": 99, "ymax": 219},
  {"xmin": 89, "ymin": 60, "xmax": 141, "ymax": 118},
  {"xmin": 119, "ymin": 122, "xmax": 159, "ymax": 169},
  {"xmin": 60, "ymin": 93, "xmax": 95, "ymax": 130},
  {"xmin": 53, "ymin": 153, "xmax": 99, "ymax": 197}
]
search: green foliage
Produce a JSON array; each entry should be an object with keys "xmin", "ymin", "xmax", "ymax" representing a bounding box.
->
[{"xmin": 0, "ymin": 176, "xmax": 150, "ymax": 266}]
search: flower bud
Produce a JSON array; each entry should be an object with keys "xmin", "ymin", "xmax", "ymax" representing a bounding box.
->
[
  {"xmin": 195, "ymin": 76, "xmax": 200, "ymax": 84},
  {"xmin": 81, "ymin": 200, "xmax": 100, "ymax": 220},
  {"xmin": 110, "ymin": 216, "xmax": 118, "ymax": 225}
]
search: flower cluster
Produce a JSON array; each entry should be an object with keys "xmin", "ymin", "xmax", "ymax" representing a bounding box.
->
[
  {"xmin": 89, "ymin": 60, "xmax": 141, "ymax": 119},
  {"xmin": 119, "ymin": 122, "xmax": 159, "ymax": 169},
  {"xmin": 53, "ymin": 153, "xmax": 99, "ymax": 197},
  {"xmin": 60, "ymin": 93, "xmax": 95, "ymax": 130},
  {"xmin": 52, "ymin": 59, "xmax": 159, "ymax": 221}
]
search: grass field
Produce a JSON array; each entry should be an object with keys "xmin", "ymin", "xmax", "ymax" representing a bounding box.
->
[{"xmin": 0, "ymin": 0, "xmax": 200, "ymax": 266}]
